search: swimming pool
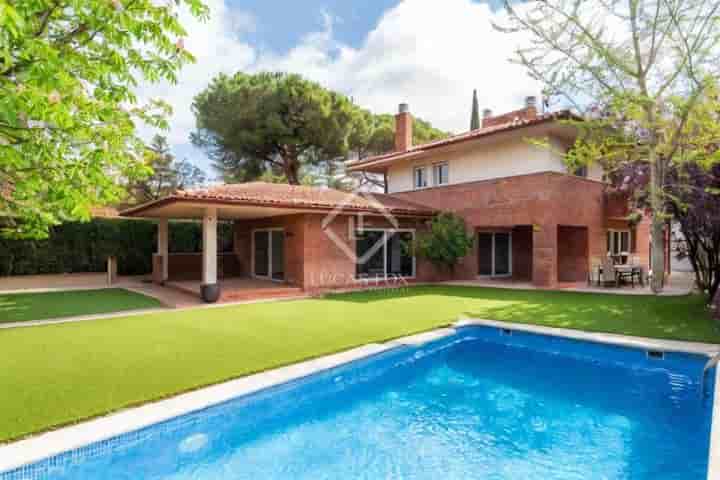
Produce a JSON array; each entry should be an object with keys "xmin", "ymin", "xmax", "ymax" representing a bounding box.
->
[{"xmin": 1, "ymin": 325, "xmax": 716, "ymax": 479}]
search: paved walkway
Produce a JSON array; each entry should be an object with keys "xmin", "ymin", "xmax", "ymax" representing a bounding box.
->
[{"xmin": 444, "ymin": 272, "xmax": 696, "ymax": 296}]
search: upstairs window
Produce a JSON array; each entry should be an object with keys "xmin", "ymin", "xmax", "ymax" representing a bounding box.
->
[
  {"xmin": 413, "ymin": 166, "xmax": 428, "ymax": 189},
  {"xmin": 572, "ymin": 165, "xmax": 588, "ymax": 178},
  {"xmin": 433, "ymin": 163, "xmax": 449, "ymax": 186}
]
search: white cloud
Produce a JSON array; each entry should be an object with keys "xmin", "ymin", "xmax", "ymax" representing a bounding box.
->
[
  {"xmin": 252, "ymin": 0, "xmax": 540, "ymax": 132},
  {"xmin": 139, "ymin": 0, "xmax": 539, "ymax": 172},
  {"xmin": 137, "ymin": 0, "xmax": 255, "ymax": 146}
]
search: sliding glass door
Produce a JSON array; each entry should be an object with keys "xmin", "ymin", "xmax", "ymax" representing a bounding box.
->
[
  {"xmin": 356, "ymin": 230, "xmax": 414, "ymax": 279},
  {"xmin": 477, "ymin": 232, "xmax": 512, "ymax": 277},
  {"xmin": 253, "ymin": 229, "xmax": 284, "ymax": 281}
]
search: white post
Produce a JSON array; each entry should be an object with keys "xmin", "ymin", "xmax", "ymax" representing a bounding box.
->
[
  {"xmin": 202, "ymin": 208, "xmax": 218, "ymax": 286},
  {"xmin": 157, "ymin": 218, "xmax": 169, "ymax": 282}
]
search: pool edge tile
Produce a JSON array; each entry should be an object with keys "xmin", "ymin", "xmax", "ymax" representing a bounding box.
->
[
  {"xmin": 456, "ymin": 317, "xmax": 720, "ymax": 356},
  {"xmin": 709, "ymin": 367, "xmax": 720, "ymax": 480}
]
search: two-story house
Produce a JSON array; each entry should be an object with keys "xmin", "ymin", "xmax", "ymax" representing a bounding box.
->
[
  {"xmin": 346, "ymin": 98, "xmax": 661, "ymax": 288},
  {"xmin": 122, "ymin": 98, "xmax": 662, "ymax": 302}
]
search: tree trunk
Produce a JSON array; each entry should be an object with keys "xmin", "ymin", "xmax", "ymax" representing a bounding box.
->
[
  {"xmin": 281, "ymin": 152, "xmax": 301, "ymax": 185},
  {"xmin": 646, "ymin": 111, "xmax": 665, "ymax": 294}
]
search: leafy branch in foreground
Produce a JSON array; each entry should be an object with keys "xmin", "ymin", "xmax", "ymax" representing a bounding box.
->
[{"xmin": 0, "ymin": 0, "xmax": 209, "ymax": 238}]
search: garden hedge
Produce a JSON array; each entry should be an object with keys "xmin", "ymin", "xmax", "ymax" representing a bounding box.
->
[{"xmin": 0, "ymin": 219, "xmax": 233, "ymax": 277}]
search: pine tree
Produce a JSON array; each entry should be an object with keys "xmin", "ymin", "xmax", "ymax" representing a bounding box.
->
[{"xmin": 470, "ymin": 89, "xmax": 481, "ymax": 131}]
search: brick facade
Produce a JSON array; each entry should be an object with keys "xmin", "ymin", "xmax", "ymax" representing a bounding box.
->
[
  {"xmin": 165, "ymin": 253, "xmax": 242, "ymax": 281},
  {"xmin": 232, "ymin": 213, "xmax": 442, "ymax": 291},
  {"xmin": 392, "ymin": 171, "xmax": 644, "ymax": 287}
]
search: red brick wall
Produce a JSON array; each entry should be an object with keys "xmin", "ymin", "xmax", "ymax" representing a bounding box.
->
[
  {"xmin": 557, "ymin": 226, "xmax": 589, "ymax": 282},
  {"xmin": 233, "ymin": 213, "xmax": 441, "ymax": 291},
  {"xmin": 393, "ymin": 172, "xmax": 608, "ymax": 286},
  {"xmin": 166, "ymin": 253, "xmax": 242, "ymax": 281},
  {"xmin": 233, "ymin": 215, "xmax": 306, "ymax": 286},
  {"xmin": 512, "ymin": 225, "xmax": 533, "ymax": 281}
]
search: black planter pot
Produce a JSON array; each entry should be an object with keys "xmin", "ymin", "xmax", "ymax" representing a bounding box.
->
[{"xmin": 201, "ymin": 283, "xmax": 221, "ymax": 303}]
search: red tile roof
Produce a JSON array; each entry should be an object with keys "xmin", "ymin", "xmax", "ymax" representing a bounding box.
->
[
  {"xmin": 121, "ymin": 182, "xmax": 435, "ymax": 218},
  {"xmin": 346, "ymin": 110, "xmax": 578, "ymax": 171}
]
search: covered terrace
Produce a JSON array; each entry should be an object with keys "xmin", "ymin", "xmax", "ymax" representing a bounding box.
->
[{"xmin": 120, "ymin": 182, "xmax": 436, "ymax": 302}]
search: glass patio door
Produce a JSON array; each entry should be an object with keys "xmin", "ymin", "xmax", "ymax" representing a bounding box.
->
[
  {"xmin": 253, "ymin": 230, "xmax": 284, "ymax": 281},
  {"xmin": 477, "ymin": 232, "xmax": 512, "ymax": 277}
]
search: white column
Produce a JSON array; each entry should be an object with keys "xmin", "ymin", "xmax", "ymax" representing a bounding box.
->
[
  {"xmin": 158, "ymin": 218, "xmax": 169, "ymax": 282},
  {"xmin": 202, "ymin": 208, "xmax": 218, "ymax": 285}
]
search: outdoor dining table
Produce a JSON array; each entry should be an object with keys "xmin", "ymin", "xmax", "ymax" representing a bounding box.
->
[{"xmin": 596, "ymin": 264, "xmax": 644, "ymax": 287}]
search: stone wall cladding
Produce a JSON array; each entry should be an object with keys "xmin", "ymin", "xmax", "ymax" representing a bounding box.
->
[{"xmin": 392, "ymin": 171, "xmax": 640, "ymax": 287}]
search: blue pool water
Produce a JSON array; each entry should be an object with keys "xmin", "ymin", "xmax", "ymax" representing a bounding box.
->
[{"xmin": 3, "ymin": 326, "xmax": 715, "ymax": 479}]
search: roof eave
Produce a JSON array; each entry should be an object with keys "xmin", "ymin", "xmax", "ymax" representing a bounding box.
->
[
  {"xmin": 120, "ymin": 196, "xmax": 435, "ymax": 219},
  {"xmin": 347, "ymin": 111, "xmax": 581, "ymax": 171}
]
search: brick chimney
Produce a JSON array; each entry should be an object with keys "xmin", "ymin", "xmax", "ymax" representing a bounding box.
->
[{"xmin": 395, "ymin": 103, "xmax": 413, "ymax": 152}]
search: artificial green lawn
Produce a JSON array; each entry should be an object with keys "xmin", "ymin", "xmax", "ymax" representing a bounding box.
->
[
  {"xmin": 0, "ymin": 289, "xmax": 162, "ymax": 323},
  {"xmin": 0, "ymin": 285, "xmax": 717, "ymax": 443}
]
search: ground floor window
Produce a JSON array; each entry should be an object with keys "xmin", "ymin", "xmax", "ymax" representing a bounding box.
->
[
  {"xmin": 607, "ymin": 229, "xmax": 631, "ymax": 263},
  {"xmin": 252, "ymin": 229, "xmax": 284, "ymax": 281},
  {"xmin": 355, "ymin": 230, "xmax": 415, "ymax": 279},
  {"xmin": 477, "ymin": 231, "xmax": 512, "ymax": 277}
]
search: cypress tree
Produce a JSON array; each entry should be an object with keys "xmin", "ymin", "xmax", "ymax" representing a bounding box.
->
[{"xmin": 470, "ymin": 89, "xmax": 481, "ymax": 131}]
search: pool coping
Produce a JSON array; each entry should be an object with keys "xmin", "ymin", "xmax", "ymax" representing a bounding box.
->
[{"xmin": 1, "ymin": 321, "xmax": 718, "ymax": 478}]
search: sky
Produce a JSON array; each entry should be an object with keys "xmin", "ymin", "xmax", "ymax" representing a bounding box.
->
[{"xmin": 138, "ymin": 0, "xmax": 540, "ymax": 177}]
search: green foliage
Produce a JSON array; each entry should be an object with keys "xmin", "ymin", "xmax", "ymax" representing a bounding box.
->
[
  {"xmin": 413, "ymin": 212, "xmax": 475, "ymax": 272},
  {"xmin": 0, "ymin": 218, "xmax": 234, "ymax": 276},
  {"xmin": 192, "ymin": 72, "xmax": 357, "ymax": 185},
  {"xmin": 129, "ymin": 135, "xmax": 206, "ymax": 204},
  {"xmin": 0, "ymin": 0, "xmax": 209, "ymax": 238},
  {"xmin": 191, "ymin": 71, "xmax": 448, "ymax": 186}
]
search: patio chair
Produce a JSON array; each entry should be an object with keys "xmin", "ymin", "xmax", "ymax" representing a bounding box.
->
[
  {"xmin": 588, "ymin": 257, "xmax": 602, "ymax": 286},
  {"xmin": 600, "ymin": 258, "xmax": 619, "ymax": 287},
  {"xmin": 628, "ymin": 255, "xmax": 644, "ymax": 286}
]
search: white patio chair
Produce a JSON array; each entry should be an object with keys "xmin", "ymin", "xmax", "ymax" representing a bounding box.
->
[{"xmin": 601, "ymin": 258, "xmax": 618, "ymax": 287}]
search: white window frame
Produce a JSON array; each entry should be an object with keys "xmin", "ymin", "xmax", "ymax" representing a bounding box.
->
[
  {"xmin": 251, "ymin": 227, "xmax": 285, "ymax": 282},
  {"xmin": 432, "ymin": 162, "xmax": 449, "ymax": 186},
  {"xmin": 413, "ymin": 166, "xmax": 428, "ymax": 190},
  {"xmin": 354, "ymin": 228, "xmax": 416, "ymax": 280},
  {"xmin": 477, "ymin": 231, "xmax": 513, "ymax": 278},
  {"xmin": 607, "ymin": 229, "xmax": 631, "ymax": 257}
]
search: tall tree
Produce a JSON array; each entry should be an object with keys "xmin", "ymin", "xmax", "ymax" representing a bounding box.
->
[
  {"xmin": 499, "ymin": 0, "xmax": 720, "ymax": 293},
  {"xmin": 0, "ymin": 0, "xmax": 209, "ymax": 238},
  {"xmin": 129, "ymin": 135, "xmax": 206, "ymax": 204},
  {"xmin": 192, "ymin": 72, "xmax": 357, "ymax": 185},
  {"xmin": 604, "ymin": 86, "xmax": 720, "ymax": 302},
  {"xmin": 470, "ymin": 89, "xmax": 481, "ymax": 131}
]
